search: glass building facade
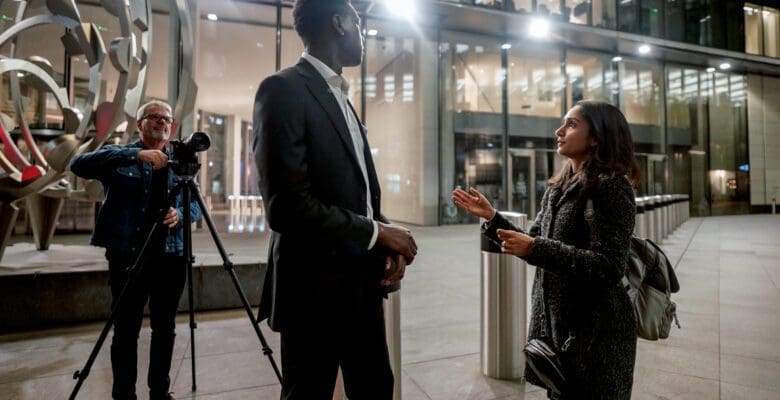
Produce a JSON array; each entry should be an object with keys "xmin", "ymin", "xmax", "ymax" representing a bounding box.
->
[{"xmin": 3, "ymin": 0, "xmax": 780, "ymax": 233}]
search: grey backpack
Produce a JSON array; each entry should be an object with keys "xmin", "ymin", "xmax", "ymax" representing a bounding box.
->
[{"xmin": 586, "ymin": 200, "xmax": 681, "ymax": 340}]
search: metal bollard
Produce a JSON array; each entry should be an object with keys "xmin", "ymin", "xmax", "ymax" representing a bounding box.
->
[
  {"xmin": 664, "ymin": 195, "xmax": 673, "ymax": 237},
  {"xmin": 644, "ymin": 196, "xmax": 657, "ymax": 243},
  {"xmin": 481, "ymin": 211, "xmax": 527, "ymax": 379},
  {"xmin": 385, "ymin": 290, "xmax": 402, "ymax": 400},
  {"xmin": 676, "ymin": 194, "xmax": 683, "ymax": 229},
  {"xmin": 659, "ymin": 195, "xmax": 668, "ymax": 241},
  {"xmin": 634, "ymin": 198, "xmax": 646, "ymax": 239},
  {"xmin": 228, "ymin": 195, "xmax": 239, "ymax": 232},
  {"xmin": 653, "ymin": 195, "xmax": 665, "ymax": 242}
]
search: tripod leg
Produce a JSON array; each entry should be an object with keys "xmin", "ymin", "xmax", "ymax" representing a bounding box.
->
[
  {"xmin": 70, "ymin": 221, "xmax": 163, "ymax": 399},
  {"xmin": 188, "ymin": 181, "xmax": 283, "ymax": 383},
  {"xmin": 182, "ymin": 184, "xmax": 198, "ymax": 391}
]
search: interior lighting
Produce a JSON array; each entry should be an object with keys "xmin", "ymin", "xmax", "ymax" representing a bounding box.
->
[
  {"xmin": 529, "ymin": 18, "xmax": 550, "ymax": 39},
  {"xmin": 719, "ymin": 62, "xmax": 731, "ymax": 70},
  {"xmin": 367, "ymin": 29, "xmax": 378, "ymax": 36},
  {"xmin": 706, "ymin": 67, "xmax": 716, "ymax": 73},
  {"xmin": 385, "ymin": 0, "xmax": 415, "ymax": 19},
  {"xmin": 637, "ymin": 44, "xmax": 651, "ymax": 55},
  {"xmin": 612, "ymin": 56, "xmax": 623, "ymax": 62},
  {"xmin": 501, "ymin": 43, "xmax": 512, "ymax": 50},
  {"xmin": 207, "ymin": 13, "xmax": 218, "ymax": 21}
]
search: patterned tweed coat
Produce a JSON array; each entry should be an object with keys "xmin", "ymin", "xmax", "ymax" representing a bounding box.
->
[{"xmin": 483, "ymin": 174, "xmax": 637, "ymax": 399}]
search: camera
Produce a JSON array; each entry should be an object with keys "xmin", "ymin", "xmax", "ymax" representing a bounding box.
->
[{"xmin": 168, "ymin": 131, "xmax": 211, "ymax": 177}]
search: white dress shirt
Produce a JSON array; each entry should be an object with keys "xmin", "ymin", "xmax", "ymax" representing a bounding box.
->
[{"xmin": 302, "ymin": 53, "xmax": 379, "ymax": 250}]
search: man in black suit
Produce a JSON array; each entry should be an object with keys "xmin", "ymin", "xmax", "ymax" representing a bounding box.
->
[{"xmin": 252, "ymin": 1, "xmax": 417, "ymax": 399}]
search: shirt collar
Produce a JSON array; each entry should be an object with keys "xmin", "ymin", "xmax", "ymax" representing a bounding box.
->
[{"xmin": 302, "ymin": 52, "xmax": 350, "ymax": 94}]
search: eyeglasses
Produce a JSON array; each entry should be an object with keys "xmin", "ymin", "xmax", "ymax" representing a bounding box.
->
[{"xmin": 142, "ymin": 113, "xmax": 174, "ymax": 124}]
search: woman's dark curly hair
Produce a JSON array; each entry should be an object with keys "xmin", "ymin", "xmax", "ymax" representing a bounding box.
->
[
  {"xmin": 293, "ymin": 0, "xmax": 352, "ymax": 46},
  {"xmin": 549, "ymin": 100, "xmax": 641, "ymax": 190}
]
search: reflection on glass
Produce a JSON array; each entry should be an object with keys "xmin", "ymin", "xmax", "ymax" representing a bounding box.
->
[
  {"xmin": 565, "ymin": 51, "xmax": 617, "ymax": 105},
  {"xmin": 564, "ymin": 0, "xmax": 590, "ymax": 25},
  {"xmin": 192, "ymin": 1, "xmax": 276, "ymax": 228},
  {"xmin": 704, "ymin": 72, "xmax": 749, "ymax": 215},
  {"xmin": 507, "ymin": 45, "xmax": 562, "ymax": 119},
  {"xmin": 591, "ymin": 0, "xmax": 615, "ymax": 28},
  {"xmin": 536, "ymin": 0, "xmax": 562, "ymax": 18},
  {"xmin": 506, "ymin": 44, "xmax": 562, "ymax": 217},
  {"xmin": 240, "ymin": 121, "xmax": 259, "ymax": 196},
  {"xmin": 198, "ymin": 110, "xmax": 227, "ymax": 207},
  {"xmin": 197, "ymin": 1, "xmax": 275, "ymax": 121},
  {"xmin": 510, "ymin": 0, "xmax": 533, "ymax": 13},
  {"xmin": 619, "ymin": 59, "xmax": 663, "ymax": 154},
  {"xmin": 744, "ymin": 3, "xmax": 763, "ymax": 55},
  {"xmin": 281, "ymin": 8, "xmax": 305, "ymax": 70},
  {"xmin": 440, "ymin": 32, "xmax": 504, "ymax": 224},
  {"xmin": 366, "ymin": 19, "xmax": 433, "ymax": 224},
  {"xmin": 763, "ymin": 6, "xmax": 780, "ymax": 57}
]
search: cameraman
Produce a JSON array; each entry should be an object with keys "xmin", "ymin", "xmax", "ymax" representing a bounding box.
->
[{"xmin": 70, "ymin": 100, "xmax": 201, "ymax": 400}]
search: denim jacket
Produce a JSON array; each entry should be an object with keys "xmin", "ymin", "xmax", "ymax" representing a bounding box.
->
[{"xmin": 69, "ymin": 140, "xmax": 202, "ymax": 255}]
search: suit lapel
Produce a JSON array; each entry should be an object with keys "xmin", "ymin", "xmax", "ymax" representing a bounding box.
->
[{"xmin": 296, "ymin": 60, "xmax": 363, "ymax": 175}]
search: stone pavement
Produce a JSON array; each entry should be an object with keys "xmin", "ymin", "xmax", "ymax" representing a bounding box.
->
[{"xmin": 1, "ymin": 214, "xmax": 779, "ymax": 399}]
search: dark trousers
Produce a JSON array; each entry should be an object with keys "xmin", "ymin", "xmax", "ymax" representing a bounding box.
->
[
  {"xmin": 279, "ymin": 292, "xmax": 393, "ymax": 400},
  {"xmin": 106, "ymin": 249, "xmax": 187, "ymax": 400}
]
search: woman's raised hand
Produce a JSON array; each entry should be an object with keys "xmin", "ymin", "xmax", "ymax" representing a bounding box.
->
[{"xmin": 451, "ymin": 187, "xmax": 497, "ymax": 220}]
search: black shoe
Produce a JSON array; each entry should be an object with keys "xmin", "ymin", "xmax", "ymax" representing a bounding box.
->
[{"xmin": 150, "ymin": 392, "xmax": 175, "ymax": 400}]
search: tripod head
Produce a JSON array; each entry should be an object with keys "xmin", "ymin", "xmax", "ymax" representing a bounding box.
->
[{"xmin": 168, "ymin": 131, "xmax": 211, "ymax": 179}]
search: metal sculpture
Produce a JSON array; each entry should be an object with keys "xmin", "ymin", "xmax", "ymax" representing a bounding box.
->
[
  {"xmin": 0, "ymin": 0, "xmax": 154, "ymax": 259},
  {"xmin": 0, "ymin": 0, "xmax": 198, "ymax": 260}
]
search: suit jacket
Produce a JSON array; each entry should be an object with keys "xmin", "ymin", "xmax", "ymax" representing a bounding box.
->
[{"xmin": 253, "ymin": 59, "xmax": 388, "ymax": 332}]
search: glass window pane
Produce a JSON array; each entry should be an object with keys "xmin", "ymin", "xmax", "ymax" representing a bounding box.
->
[
  {"xmin": 510, "ymin": 0, "xmax": 533, "ymax": 13},
  {"xmin": 365, "ymin": 19, "xmax": 435, "ymax": 224},
  {"xmin": 440, "ymin": 32, "xmax": 504, "ymax": 224},
  {"xmin": 281, "ymin": 7, "xmax": 304, "ymax": 70},
  {"xmin": 707, "ymin": 72, "xmax": 749, "ymax": 215},
  {"xmin": 763, "ymin": 6, "xmax": 780, "ymax": 57},
  {"xmin": 618, "ymin": 0, "xmax": 638, "ymax": 33},
  {"xmin": 666, "ymin": 66, "xmax": 709, "ymax": 216},
  {"xmin": 640, "ymin": 0, "xmax": 662, "ymax": 37},
  {"xmin": 473, "ymin": 0, "xmax": 506, "ymax": 10},
  {"xmin": 565, "ymin": 50, "xmax": 618, "ymax": 105},
  {"xmin": 536, "ymin": 0, "xmax": 563, "ymax": 18},
  {"xmin": 591, "ymin": 0, "xmax": 616, "ymax": 29},
  {"xmin": 665, "ymin": 0, "xmax": 685, "ymax": 42},
  {"xmin": 195, "ymin": 0, "xmax": 277, "ymax": 214},
  {"xmin": 744, "ymin": 3, "xmax": 763, "ymax": 55},
  {"xmin": 564, "ymin": 0, "xmax": 590, "ymax": 25},
  {"xmin": 507, "ymin": 44, "xmax": 563, "ymax": 217},
  {"xmin": 619, "ymin": 59, "xmax": 663, "ymax": 155}
]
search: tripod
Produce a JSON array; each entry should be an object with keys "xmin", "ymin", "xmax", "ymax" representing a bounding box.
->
[{"xmin": 70, "ymin": 168, "xmax": 281, "ymax": 400}]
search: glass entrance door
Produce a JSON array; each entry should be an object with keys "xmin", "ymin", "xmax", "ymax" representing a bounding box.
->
[
  {"xmin": 636, "ymin": 154, "xmax": 667, "ymax": 196},
  {"xmin": 508, "ymin": 149, "xmax": 536, "ymax": 220},
  {"xmin": 646, "ymin": 154, "xmax": 666, "ymax": 195}
]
